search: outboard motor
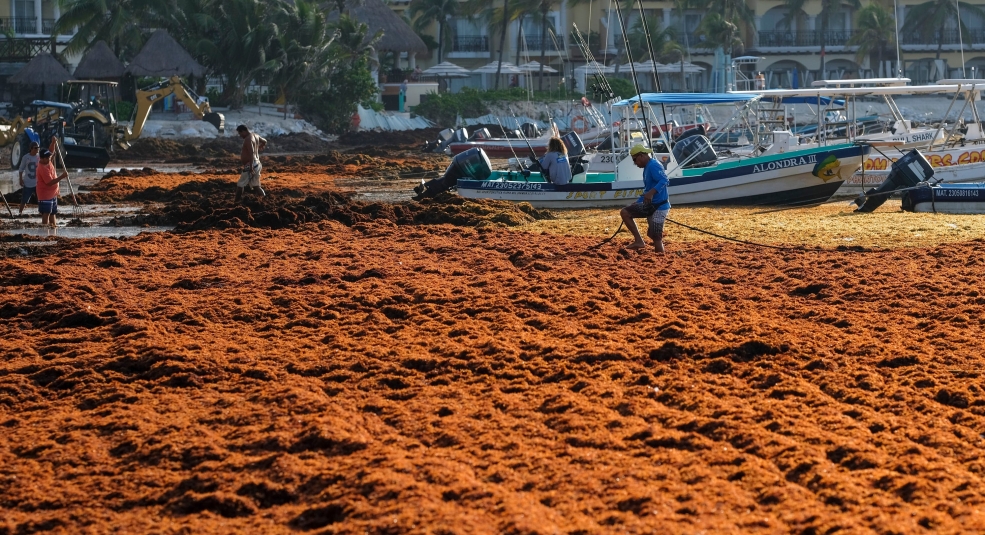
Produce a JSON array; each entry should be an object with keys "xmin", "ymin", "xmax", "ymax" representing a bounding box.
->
[
  {"xmin": 521, "ymin": 122, "xmax": 541, "ymax": 138},
  {"xmin": 854, "ymin": 149, "xmax": 934, "ymax": 212},
  {"xmin": 561, "ymin": 131, "xmax": 586, "ymax": 157},
  {"xmin": 452, "ymin": 127, "xmax": 469, "ymax": 143},
  {"xmin": 672, "ymin": 135, "xmax": 717, "ymax": 168},
  {"xmin": 673, "ymin": 125, "xmax": 706, "ymax": 144},
  {"xmin": 414, "ymin": 147, "xmax": 492, "ymax": 199},
  {"xmin": 423, "ymin": 127, "xmax": 455, "ymax": 153},
  {"xmin": 469, "ymin": 127, "xmax": 491, "ymax": 141}
]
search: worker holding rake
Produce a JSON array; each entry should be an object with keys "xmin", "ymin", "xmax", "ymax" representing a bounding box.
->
[{"xmin": 34, "ymin": 138, "xmax": 69, "ymax": 228}]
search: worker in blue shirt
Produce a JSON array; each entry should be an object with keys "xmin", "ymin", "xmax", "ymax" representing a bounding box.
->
[{"xmin": 620, "ymin": 144, "xmax": 670, "ymax": 252}]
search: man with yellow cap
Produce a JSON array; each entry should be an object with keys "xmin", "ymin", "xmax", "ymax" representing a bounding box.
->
[{"xmin": 621, "ymin": 144, "xmax": 670, "ymax": 252}]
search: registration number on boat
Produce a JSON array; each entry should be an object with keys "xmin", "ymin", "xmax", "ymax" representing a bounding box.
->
[{"xmin": 480, "ymin": 181, "xmax": 543, "ymax": 190}]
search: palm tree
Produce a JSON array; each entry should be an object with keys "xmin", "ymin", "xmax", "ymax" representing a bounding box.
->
[
  {"xmin": 847, "ymin": 3, "xmax": 895, "ymax": 77},
  {"xmin": 407, "ymin": 0, "xmax": 459, "ymax": 63},
  {"xmin": 696, "ymin": 13, "xmax": 742, "ymax": 54},
  {"xmin": 473, "ymin": 0, "xmax": 523, "ymax": 89},
  {"xmin": 782, "ymin": 0, "xmax": 860, "ymax": 78},
  {"xmin": 902, "ymin": 0, "xmax": 985, "ymax": 61},
  {"xmin": 535, "ymin": 0, "xmax": 560, "ymax": 91},
  {"xmin": 269, "ymin": 0, "xmax": 338, "ymax": 117},
  {"xmin": 197, "ymin": 0, "xmax": 280, "ymax": 108},
  {"xmin": 331, "ymin": 13, "xmax": 383, "ymax": 65},
  {"xmin": 694, "ymin": 0, "xmax": 754, "ymax": 55},
  {"xmin": 54, "ymin": 0, "xmax": 168, "ymax": 60}
]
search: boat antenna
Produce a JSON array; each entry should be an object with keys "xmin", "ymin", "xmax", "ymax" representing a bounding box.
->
[
  {"xmin": 613, "ymin": 0, "xmax": 652, "ymax": 146},
  {"xmin": 893, "ymin": 0, "xmax": 902, "ymax": 78},
  {"xmin": 957, "ymin": 0, "xmax": 966, "ymax": 77},
  {"xmin": 635, "ymin": 0, "xmax": 670, "ymax": 131}
]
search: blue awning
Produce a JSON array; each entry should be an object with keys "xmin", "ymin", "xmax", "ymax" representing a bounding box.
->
[
  {"xmin": 612, "ymin": 93, "xmax": 759, "ymax": 107},
  {"xmin": 30, "ymin": 100, "xmax": 74, "ymax": 110},
  {"xmin": 764, "ymin": 95, "xmax": 845, "ymax": 106}
]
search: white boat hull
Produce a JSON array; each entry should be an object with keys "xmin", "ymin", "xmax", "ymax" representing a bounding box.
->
[{"xmin": 458, "ymin": 144, "xmax": 865, "ymax": 208}]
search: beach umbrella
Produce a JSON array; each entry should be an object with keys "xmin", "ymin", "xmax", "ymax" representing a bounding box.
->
[
  {"xmin": 657, "ymin": 61, "xmax": 705, "ymax": 74},
  {"xmin": 73, "ymin": 41, "xmax": 126, "ymax": 80},
  {"xmin": 347, "ymin": 0, "xmax": 427, "ymax": 57},
  {"xmin": 472, "ymin": 61, "xmax": 524, "ymax": 74},
  {"xmin": 518, "ymin": 61, "xmax": 557, "ymax": 74},
  {"xmin": 126, "ymin": 29, "xmax": 205, "ymax": 77},
  {"xmin": 422, "ymin": 61, "xmax": 471, "ymax": 78},
  {"xmin": 9, "ymin": 53, "xmax": 73, "ymax": 86},
  {"xmin": 589, "ymin": 63, "xmax": 616, "ymax": 74},
  {"xmin": 621, "ymin": 60, "xmax": 662, "ymax": 73}
]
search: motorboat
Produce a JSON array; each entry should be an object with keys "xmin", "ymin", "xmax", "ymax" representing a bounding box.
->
[
  {"xmin": 434, "ymin": 121, "xmax": 612, "ymax": 158},
  {"xmin": 732, "ymin": 81, "xmax": 977, "ymax": 196},
  {"xmin": 853, "ymin": 148, "xmax": 985, "ymax": 214},
  {"xmin": 413, "ymin": 92, "xmax": 868, "ymax": 208},
  {"xmin": 853, "ymin": 80, "xmax": 985, "ymax": 189}
]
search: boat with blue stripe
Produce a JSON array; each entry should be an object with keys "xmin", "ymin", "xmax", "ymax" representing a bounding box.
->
[{"xmin": 417, "ymin": 92, "xmax": 868, "ymax": 208}]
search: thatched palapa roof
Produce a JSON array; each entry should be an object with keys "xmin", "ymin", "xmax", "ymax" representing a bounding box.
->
[
  {"xmin": 349, "ymin": 0, "xmax": 427, "ymax": 54},
  {"xmin": 125, "ymin": 29, "xmax": 205, "ymax": 78},
  {"xmin": 73, "ymin": 41, "xmax": 126, "ymax": 79},
  {"xmin": 9, "ymin": 52, "xmax": 74, "ymax": 85}
]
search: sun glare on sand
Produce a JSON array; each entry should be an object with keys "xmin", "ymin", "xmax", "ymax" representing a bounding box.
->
[{"xmin": 519, "ymin": 199, "xmax": 985, "ymax": 249}]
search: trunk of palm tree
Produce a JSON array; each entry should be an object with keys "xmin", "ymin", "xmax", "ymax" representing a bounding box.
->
[
  {"xmin": 438, "ymin": 21, "xmax": 444, "ymax": 62},
  {"xmin": 819, "ymin": 17, "xmax": 827, "ymax": 77},
  {"xmin": 538, "ymin": 13, "xmax": 547, "ymax": 91},
  {"xmin": 515, "ymin": 15, "xmax": 524, "ymax": 66},
  {"xmin": 494, "ymin": 0, "xmax": 507, "ymax": 89}
]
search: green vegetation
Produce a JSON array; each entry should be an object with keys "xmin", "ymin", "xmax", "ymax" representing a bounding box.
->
[{"xmin": 53, "ymin": 0, "xmax": 381, "ymax": 134}]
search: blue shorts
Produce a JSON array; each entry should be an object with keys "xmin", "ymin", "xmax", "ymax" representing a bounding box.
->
[
  {"xmin": 20, "ymin": 186, "xmax": 35, "ymax": 204},
  {"xmin": 38, "ymin": 198, "xmax": 57, "ymax": 215}
]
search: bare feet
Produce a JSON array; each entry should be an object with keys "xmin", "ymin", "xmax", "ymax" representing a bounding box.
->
[{"xmin": 626, "ymin": 242, "xmax": 647, "ymax": 251}]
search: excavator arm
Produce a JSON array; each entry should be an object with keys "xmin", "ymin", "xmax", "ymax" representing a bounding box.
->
[{"xmin": 122, "ymin": 76, "xmax": 224, "ymax": 143}]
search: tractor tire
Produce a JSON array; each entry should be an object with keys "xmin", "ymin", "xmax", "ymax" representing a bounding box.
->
[
  {"xmin": 10, "ymin": 138, "xmax": 23, "ymax": 169},
  {"xmin": 203, "ymin": 112, "xmax": 225, "ymax": 134},
  {"xmin": 74, "ymin": 119, "xmax": 110, "ymax": 148}
]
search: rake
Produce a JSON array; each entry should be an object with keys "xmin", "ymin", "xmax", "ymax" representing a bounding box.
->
[{"xmin": 53, "ymin": 138, "xmax": 84, "ymax": 220}]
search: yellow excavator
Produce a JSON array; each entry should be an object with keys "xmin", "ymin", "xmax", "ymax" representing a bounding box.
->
[{"xmin": 116, "ymin": 75, "xmax": 224, "ymax": 148}]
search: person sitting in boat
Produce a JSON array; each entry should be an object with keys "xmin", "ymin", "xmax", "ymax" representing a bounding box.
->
[
  {"xmin": 537, "ymin": 137, "xmax": 572, "ymax": 186},
  {"xmin": 620, "ymin": 144, "xmax": 670, "ymax": 253}
]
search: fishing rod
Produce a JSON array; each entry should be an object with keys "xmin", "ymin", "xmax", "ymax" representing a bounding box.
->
[
  {"xmin": 493, "ymin": 115, "xmax": 530, "ymax": 182},
  {"xmin": 571, "ymin": 24, "xmax": 611, "ymax": 99},
  {"xmin": 509, "ymin": 107, "xmax": 541, "ymax": 166},
  {"xmin": 612, "ymin": 0, "xmax": 651, "ymax": 147}
]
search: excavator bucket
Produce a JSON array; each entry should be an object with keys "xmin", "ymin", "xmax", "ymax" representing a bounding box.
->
[
  {"xmin": 63, "ymin": 143, "xmax": 111, "ymax": 169},
  {"xmin": 114, "ymin": 125, "xmax": 132, "ymax": 150}
]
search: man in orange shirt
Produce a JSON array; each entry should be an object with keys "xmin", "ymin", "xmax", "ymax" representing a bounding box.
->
[{"xmin": 34, "ymin": 139, "xmax": 69, "ymax": 227}]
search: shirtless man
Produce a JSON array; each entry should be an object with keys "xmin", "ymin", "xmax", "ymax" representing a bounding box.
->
[{"xmin": 235, "ymin": 124, "xmax": 267, "ymax": 202}]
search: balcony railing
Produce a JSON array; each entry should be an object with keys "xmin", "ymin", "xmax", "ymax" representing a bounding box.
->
[
  {"xmin": 757, "ymin": 30, "xmax": 861, "ymax": 47},
  {"xmin": 899, "ymin": 28, "xmax": 985, "ymax": 45},
  {"xmin": 0, "ymin": 38, "xmax": 52, "ymax": 62},
  {"xmin": 451, "ymin": 35, "xmax": 488, "ymax": 53},
  {"xmin": 523, "ymin": 35, "xmax": 564, "ymax": 52},
  {"xmin": 0, "ymin": 17, "xmax": 59, "ymax": 34}
]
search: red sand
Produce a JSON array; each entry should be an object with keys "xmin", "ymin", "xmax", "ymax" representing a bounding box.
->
[{"xmin": 3, "ymin": 164, "xmax": 985, "ymax": 533}]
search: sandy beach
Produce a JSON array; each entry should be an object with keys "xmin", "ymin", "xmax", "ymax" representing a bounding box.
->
[{"xmin": 3, "ymin": 132, "xmax": 985, "ymax": 534}]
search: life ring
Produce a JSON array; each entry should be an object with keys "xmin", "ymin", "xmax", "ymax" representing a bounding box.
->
[{"xmin": 570, "ymin": 115, "xmax": 589, "ymax": 134}]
